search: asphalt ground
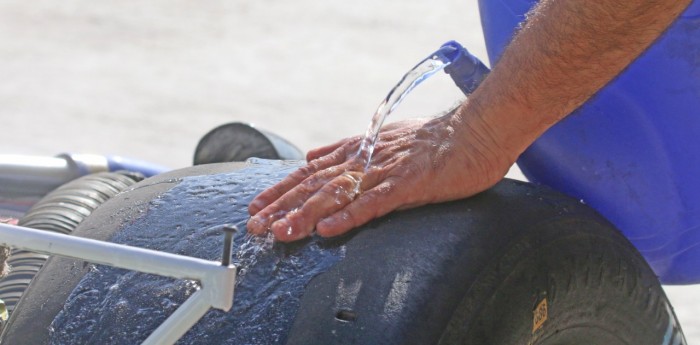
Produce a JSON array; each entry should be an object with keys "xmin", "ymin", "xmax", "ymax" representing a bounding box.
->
[{"xmin": 1, "ymin": 1, "xmax": 698, "ymax": 342}]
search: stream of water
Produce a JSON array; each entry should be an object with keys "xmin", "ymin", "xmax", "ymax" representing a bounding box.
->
[{"xmin": 356, "ymin": 53, "xmax": 452, "ymax": 169}]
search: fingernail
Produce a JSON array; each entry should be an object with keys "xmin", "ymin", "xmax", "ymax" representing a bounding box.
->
[{"xmin": 271, "ymin": 218, "xmax": 295, "ymax": 241}]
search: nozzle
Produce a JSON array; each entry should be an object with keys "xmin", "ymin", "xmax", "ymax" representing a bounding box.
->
[{"xmin": 438, "ymin": 40, "xmax": 491, "ymax": 95}]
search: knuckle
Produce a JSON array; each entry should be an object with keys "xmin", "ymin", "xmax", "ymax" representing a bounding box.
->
[
  {"xmin": 297, "ymin": 160, "xmax": 321, "ymax": 176},
  {"xmin": 342, "ymin": 207, "xmax": 362, "ymax": 228},
  {"xmin": 341, "ymin": 140, "xmax": 359, "ymax": 153},
  {"xmin": 346, "ymin": 135, "xmax": 362, "ymax": 144},
  {"xmin": 327, "ymin": 149, "xmax": 343, "ymax": 162},
  {"xmin": 296, "ymin": 182, "xmax": 317, "ymax": 198},
  {"xmin": 267, "ymin": 184, "xmax": 288, "ymax": 198},
  {"xmin": 400, "ymin": 162, "xmax": 425, "ymax": 180},
  {"xmin": 357, "ymin": 192, "xmax": 382, "ymax": 219},
  {"xmin": 320, "ymin": 166, "xmax": 340, "ymax": 176},
  {"xmin": 296, "ymin": 165, "xmax": 314, "ymax": 177}
]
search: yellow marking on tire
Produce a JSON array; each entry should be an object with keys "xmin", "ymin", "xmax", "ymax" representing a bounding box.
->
[{"xmin": 533, "ymin": 298, "xmax": 548, "ymax": 333}]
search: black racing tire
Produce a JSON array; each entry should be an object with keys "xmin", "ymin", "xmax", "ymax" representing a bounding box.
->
[
  {"xmin": 0, "ymin": 163, "xmax": 686, "ymax": 344},
  {"xmin": 438, "ymin": 213, "xmax": 686, "ymax": 345},
  {"xmin": 0, "ymin": 171, "xmax": 143, "ymax": 316},
  {"xmin": 287, "ymin": 183, "xmax": 687, "ymax": 345}
]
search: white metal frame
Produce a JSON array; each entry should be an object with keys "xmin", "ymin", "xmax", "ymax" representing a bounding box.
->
[{"xmin": 0, "ymin": 223, "xmax": 236, "ymax": 345}]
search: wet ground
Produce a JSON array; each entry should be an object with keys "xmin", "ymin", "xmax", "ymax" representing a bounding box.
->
[{"xmin": 1, "ymin": 1, "xmax": 698, "ymax": 342}]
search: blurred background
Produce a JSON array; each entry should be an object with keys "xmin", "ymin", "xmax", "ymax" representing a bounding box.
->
[
  {"xmin": 0, "ymin": 0, "xmax": 475, "ymax": 167},
  {"xmin": 0, "ymin": 0, "xmax": 697, "ymax": 341}
]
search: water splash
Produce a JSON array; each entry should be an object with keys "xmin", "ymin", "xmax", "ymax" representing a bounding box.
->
[
  {"xmin": 48, "ymin": 163, "xmax": 347, "ymax": 345},
  {"xmin": 235, "ymin": 232, "xmax": 274, "ymax": 281}
]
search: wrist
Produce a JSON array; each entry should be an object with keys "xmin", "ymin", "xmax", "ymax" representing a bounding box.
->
[
  {"xmin": 455, "ymin": 98, "xmax": 534, "ymax": 164},
  {"xmin": 448, "ymin": 102, "xmax": 517, "ymax": 185}
]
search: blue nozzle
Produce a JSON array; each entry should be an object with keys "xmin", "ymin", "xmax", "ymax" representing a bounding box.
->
[
  {"xmin": 436, "ymin": 40, "xmax": 491, "ymax": 95},
  {"xmin": 435, "ymin": 40, "xmax": 462, "ymax": 63}
]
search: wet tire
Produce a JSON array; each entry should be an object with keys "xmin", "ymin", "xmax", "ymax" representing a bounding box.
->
[
  {"xmin": 286, "ymin": 181, "xmax": 687, "ymax": 345},
  {"xmin": 438, "ymin": 213, "xmax": 686, "ymax": 345},
  {"xmin": 0, "ymin": 163, "xmax": 686, "ymax": 344},
  {"xmin": 0, "ymin": 171, "xmax": 143, "ymax": 315}
]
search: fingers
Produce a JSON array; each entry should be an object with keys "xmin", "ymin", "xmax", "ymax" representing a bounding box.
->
[
  {"xmin": 247, "ymin": 166, "xmax": 336, "ymax": 235},
  {"xmin": 306, "ymin": 136, "xmax": 360, "ymax": 162},
  {"xmin": 268, "ymin": 171, "xmax": 367, "ymax": 242},
  {"xmin": 306, "ymin": 142, "xmax": 343, "ymax": 162},
  {"xmin": 248, "ymin": 152, "xmax": 347, "ymax": 217},
  {"xmin": 250, "ymin": 126, "xmax": 408, "ymax": 221},
  {"xmin": 315, "ymin": 181, "xmax": 401, "ymax": 237},
  {"xmin": 247, "ymin": 119, "xmax": 436, "ymax": 241}
]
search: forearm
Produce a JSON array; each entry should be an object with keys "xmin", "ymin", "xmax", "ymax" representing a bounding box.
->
[{"xmin": 459, "ymin": 0, "xmax": 691, "ymax": 161}]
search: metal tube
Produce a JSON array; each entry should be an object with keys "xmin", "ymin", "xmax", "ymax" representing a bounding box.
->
[
  {"xmin": 221, "ymin": 225, "xmax": 236, "ymax": 267},
  {"xmin": 0, "ymin": 154, "xmax": 167, "ymax": 199},
  {"xmin": 0, "ymin": 223, "xmax": 220, "ymax": 282},
  {"xmin": 0, "ymin": 155, "xmax": 80, "ymax": 198},
  {"xmin": 0, "ymin": 223, "xmax": 237, "ymax": 344},
  {"xmin": 141, "ymin": 290, "xmax": 212, "ymax": 345}
]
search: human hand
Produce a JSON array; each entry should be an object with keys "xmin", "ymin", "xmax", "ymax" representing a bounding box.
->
[{"xmin": 246, "ymin": 110, "xmax": 514, "ymax": 242}]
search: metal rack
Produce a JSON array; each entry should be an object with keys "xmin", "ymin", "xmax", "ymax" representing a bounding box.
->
[{"xmin": 0, "ymin": 223, "xmax": 237, "ymax": 345}]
